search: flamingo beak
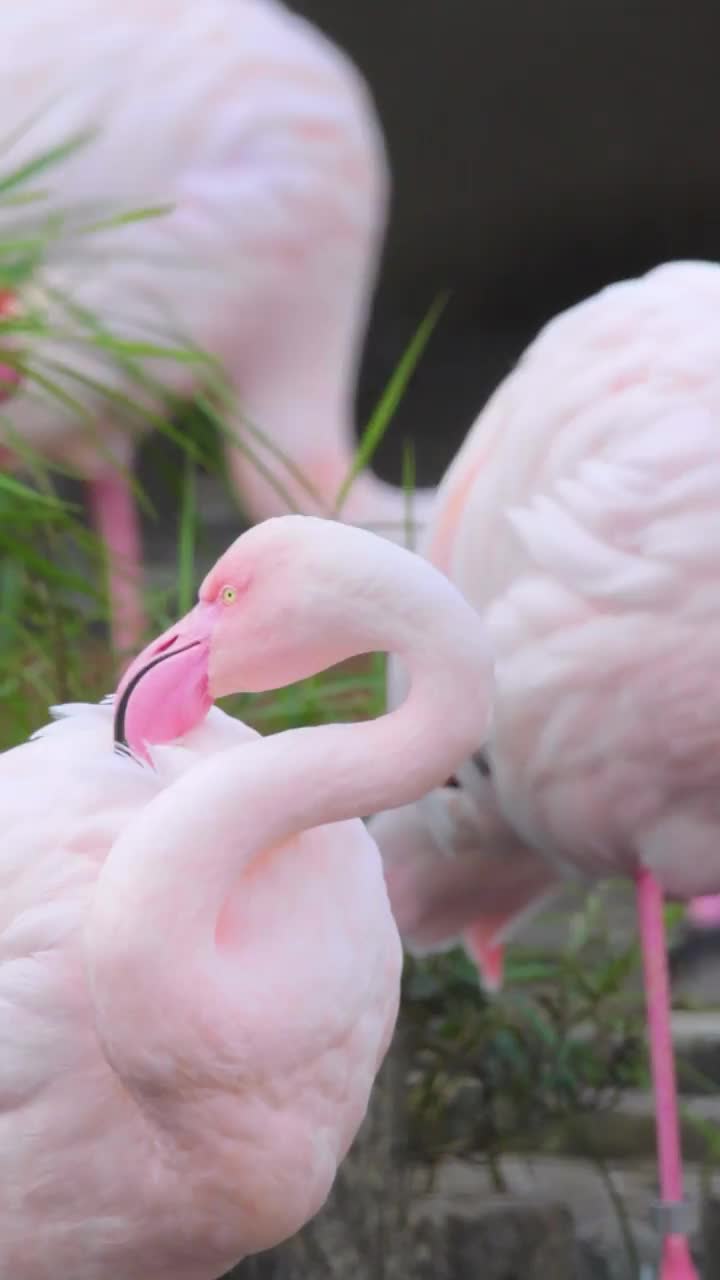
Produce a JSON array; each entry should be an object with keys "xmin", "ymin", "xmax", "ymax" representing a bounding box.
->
[{"xmin": 113, "ymin": 600, "xmax": 221, "ymax": 762}]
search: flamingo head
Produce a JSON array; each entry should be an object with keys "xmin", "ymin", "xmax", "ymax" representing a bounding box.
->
[{"xmin": 113, "ymin": 514, "xmax": 411, "ymax": 761}]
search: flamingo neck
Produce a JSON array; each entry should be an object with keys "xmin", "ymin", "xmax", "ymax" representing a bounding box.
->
[{"xmin": 86, "ymin": 556, "xmax": 491, "ymax": 1097}]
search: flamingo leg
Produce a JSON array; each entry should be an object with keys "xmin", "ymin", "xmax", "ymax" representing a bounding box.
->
[
  {"xmin": 636, "ymin": 868, "xmax": 698, "ymax": 1280},
  {"xmin": 88, "ymin": 466, "xmax": 145, "ymax": 661}
]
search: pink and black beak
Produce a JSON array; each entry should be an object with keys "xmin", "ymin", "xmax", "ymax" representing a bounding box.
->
[{"xmin": 113, "ymin": 600, "xmax": 221, "ymax": 762}]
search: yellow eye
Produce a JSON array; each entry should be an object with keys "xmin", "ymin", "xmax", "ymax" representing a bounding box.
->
[{"xmin": 220, "ymin": 585, "xmax": 237, "ymax": 606}]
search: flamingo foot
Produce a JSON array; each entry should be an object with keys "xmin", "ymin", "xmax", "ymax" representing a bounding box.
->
[
  {"xmin": 88, "ymin": 464, "xmax": 145, "ymax": 662},
  {"xmin": 658, "ymin": 1233, "xmax": 698, "ymax": 1280}
]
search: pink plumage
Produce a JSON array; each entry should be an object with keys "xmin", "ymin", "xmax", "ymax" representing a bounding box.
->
[
  {"xmin": 379, "ymin": 259, "xmax": 720, "ymax": 964},
  {"xmin": 0, "ymin": 514, "xmax": 493, "ymax": 1279},
  {"xmin": 0, "ymin": 0, "xmax": 432, "ymax": 653},
  {"xmin": 374, "ymin": 260, "xmax": 720, "ymax": 1278},
  {"xmin": 371, "ymin": 774, "xmax": 556, "ymax": 992}
]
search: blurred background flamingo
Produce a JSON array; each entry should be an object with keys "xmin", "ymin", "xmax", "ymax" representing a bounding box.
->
[
  {"xmin": 0, "ymin": 0, "xmax": 433, "ymax": 656},
  {"xmin": 380, "ymin": 256, "xmax": 720, "ymax": 949},
  {"xmin": 373, "ymin": 260, "xmax": 720, "ymax": 1279},
  {"xmin": 0, "ymin": 514, "xmax": 491, "ymax": 1279}
]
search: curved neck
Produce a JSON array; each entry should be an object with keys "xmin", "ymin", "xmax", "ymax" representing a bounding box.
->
[{"xmin": 87, "ymin": 573, "xmax": 491, "ymax": 1097}]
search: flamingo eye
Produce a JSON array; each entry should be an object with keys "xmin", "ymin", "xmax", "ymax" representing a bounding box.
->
[{"xmin": 220, "ymin": 585, "xmax": 237, "ymax": 606}]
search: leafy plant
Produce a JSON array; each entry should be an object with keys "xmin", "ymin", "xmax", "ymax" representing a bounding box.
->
[{"xmin": 402, "ymin": 887, "xmax": 646, "ymax": 1180}]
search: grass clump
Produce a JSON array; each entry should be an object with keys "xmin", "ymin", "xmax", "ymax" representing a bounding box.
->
[{"xmin": 402, "ymin": 886, "xmax": 646, "ymax": 1182}]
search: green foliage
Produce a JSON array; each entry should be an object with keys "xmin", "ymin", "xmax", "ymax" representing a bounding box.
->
[
  {"xmin": 0, "ymin": 472, "xmax": 106, "ymax": 747},
  {"xmin": 402, "ymin": 887, "xmax": 646, "ymax": 1173},
  {"xmin": 333, "ymin": 292, "xmax": 448, "ymax": 524}
]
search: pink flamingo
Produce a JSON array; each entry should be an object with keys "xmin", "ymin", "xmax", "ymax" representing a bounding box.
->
[
  {"xmin": 372, "ymin": 260, "xmax": 720, "ymax": 1279},
  {"xmin": 0, "ymin": 0, "xmax": 433, "ymax": 656},
  {"xmin": 371, "ymin": 774, "xmax": 559, "ymax": 995},
  {"xmin": 0, "ymin": 514, "xmax": 491, "ymax": 1279}
]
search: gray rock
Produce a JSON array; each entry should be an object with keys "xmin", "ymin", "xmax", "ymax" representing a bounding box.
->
[
  {"xmin": 701, "ymin": 1196, "xmax": 720, "ymax": 1280},
  {"xmin": 411, "ymin": 1195, "xmax": 587, "ymax": 1280}
]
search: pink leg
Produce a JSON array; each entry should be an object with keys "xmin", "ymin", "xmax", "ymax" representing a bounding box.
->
[
  {"xmin": 636, "ymin": 869, "xmax": 698, "ymax": 1280},
  {"xmin": 88, "ymin": 467, "xmax": 145, "ymax": 661}
]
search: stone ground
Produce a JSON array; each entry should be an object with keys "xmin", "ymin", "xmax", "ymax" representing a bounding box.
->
[{"xmin": 416, "ymin": 1156, "xmax": 717, "ymax": 1279}]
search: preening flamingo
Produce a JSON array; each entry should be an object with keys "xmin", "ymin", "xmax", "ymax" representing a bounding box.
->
[
  {"xmin": 0, "ymin": 514, "xmax": 491, "ymax": 1280},
  {"xmin": 373, "ymin": 260, "xmax": 720, "ymax": 1279},
  {"xmin": 0, "ymin": 0, "xmax": 433, "ymax": 655}
]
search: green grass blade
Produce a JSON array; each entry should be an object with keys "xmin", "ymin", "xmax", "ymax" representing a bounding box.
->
[
  {"xmin": 0, "ymin": 471, "xmax": 70, "ymax": 509},
  {"xmin": 177, "ymin": 452, "xmax": 197, "ymax": 615},
  {"xmin": 333, "ymin": 291, "xmax": 449, "ymax": 514},
  {"xmin": 83, "ymin": 336, "xmax": 210, "ymax": 363},
  {"xmin": 77, "ymin": 204, "xmax": 174, "ymax": 235},
  {"xmin": 0, "ymin": 131, "xmax": 95, "ymax": 199},
  {"xmin": 197, "ymin": 379, "xmax": 326, "ymax": 508},
  {"xmin": 400, "ymin": 440, "xmax": 419, "ymax": 548}
]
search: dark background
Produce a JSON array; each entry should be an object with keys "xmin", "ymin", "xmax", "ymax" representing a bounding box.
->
[{"xmin": 287, "ymin": 1, "xmax": 720, "ymax": 486}]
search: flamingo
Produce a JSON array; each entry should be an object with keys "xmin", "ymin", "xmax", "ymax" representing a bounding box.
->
[
  {"xmin": 371, "ymin": 771, "xmax": 559, "ymax": 995},
  {"xmin": 0, "ymin": 513, "xmax": 491, "ymax": 1280},
  {"xmin": 371, "ymin": 260, "xmax": 720, "ymax": 1279},
  {"xmin": 0, "ymin": 0, "xmax": 433, "ymax": 656}
]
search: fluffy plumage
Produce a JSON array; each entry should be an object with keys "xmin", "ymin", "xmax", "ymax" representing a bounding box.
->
[
  {"xmin": 378, "ymin": 260, "xmax": 720, "ymax": 963},
  {"xmin": 374, "ymin": 264, "xmax": 720, "ymax": 1276},
  {"xmin": 0, "ymin": 513, "xmax": 493, "ymax": 1279},
  {"xmin": 0, "ymin": 702, "xmax": 399, "ymax": 1279}
]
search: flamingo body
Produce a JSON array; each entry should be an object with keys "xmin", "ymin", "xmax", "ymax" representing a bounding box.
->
[
  {"xmin": 1, "ymin": 515, "xmax": 493, "ymax": 1278},
  {"xmin": 1, "ymin": 702, "xmax": 400, "ymax": 1279},
  {"xmin": 2, "ymin": 0, "xmax": 380, "ymax": 467},
  {"xmin": 373, "ymin": 262, "xmax": 720, "ymax": 1278},
  {"xmin": 380, "ymin": 260, "xmax": 720, "ymax": 958}
]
